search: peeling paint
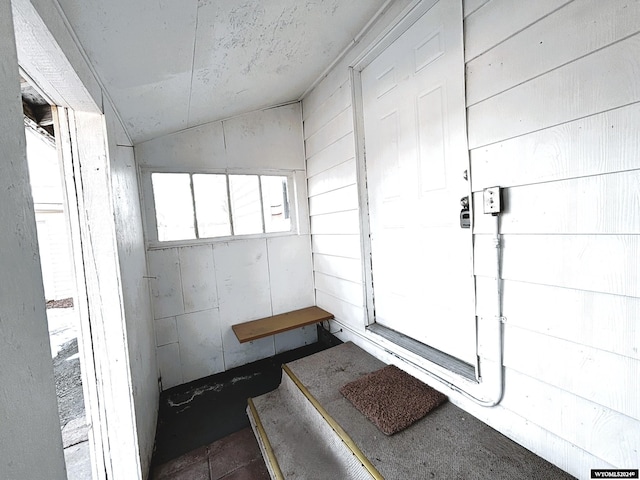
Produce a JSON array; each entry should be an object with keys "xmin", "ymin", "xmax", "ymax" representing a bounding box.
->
[
  {"xmin": 231, "ymin": 372, "xmax": 261, "ymax": 384},
  {"xmin": 167, "ymin": 383, "xmax": 224, "ymax": 408}
]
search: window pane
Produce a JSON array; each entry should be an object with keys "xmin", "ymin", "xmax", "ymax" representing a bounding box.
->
[
  {"xmin": 151, "ymin": 173, "xmax": 196, "ymax": 241},
  {"xmin": 261, "ymin": 175, "xmax": 291, "ymax": 233},
  {"xmin": 229, "ymin": 175, "xmax": 263, "ymax": 235},
  {"xmin": 193, "ymin": 174, "xmax": 231, "ymax": 238}
]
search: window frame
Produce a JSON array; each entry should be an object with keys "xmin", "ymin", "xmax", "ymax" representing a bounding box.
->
[{"xmin": 141, "ymin": 167, "xmax": 299, "ymax": 248}]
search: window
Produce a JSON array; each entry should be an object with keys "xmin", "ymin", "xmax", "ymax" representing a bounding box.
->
[{"xmin": 151, "ymin": 172, "xmax": 291, "ymax": 242}]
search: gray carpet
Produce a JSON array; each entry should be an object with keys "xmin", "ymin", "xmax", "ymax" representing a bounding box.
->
[
  {"xmin": 340, "ymin": 364, "xmax": 447, "ymax": 435},
  {"xmin": 286, "ymin": 341, "xmax": 576, "ymax": 480}
]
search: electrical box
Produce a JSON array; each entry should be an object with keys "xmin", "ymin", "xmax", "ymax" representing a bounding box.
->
[{"xmin": 483, "ymin": 187, "xmax": 501, "ymax": 215}]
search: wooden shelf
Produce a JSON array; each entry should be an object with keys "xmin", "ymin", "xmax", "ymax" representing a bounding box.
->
[{"xmin": 232, "ymin": 306, "xmax": 334, "ymax": 343}]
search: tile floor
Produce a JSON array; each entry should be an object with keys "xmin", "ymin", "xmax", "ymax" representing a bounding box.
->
[{"xmin": 151, "ymin": 428, "xmax": 269, "ymax": 480}]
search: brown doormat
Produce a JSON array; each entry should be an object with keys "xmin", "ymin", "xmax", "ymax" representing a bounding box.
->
[{"xmin": 340, "ymin": 364, "xmax": 447, "ymax": 436}]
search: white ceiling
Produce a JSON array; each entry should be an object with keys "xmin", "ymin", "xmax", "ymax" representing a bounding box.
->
[{"xmin": 56, "ymin": 0, "xmax": 388, "ymax": 144}]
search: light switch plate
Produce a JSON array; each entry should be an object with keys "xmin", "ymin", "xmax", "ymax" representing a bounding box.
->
[{"xmin": 483, "ymin": 186, "xmax": 501, "ymax": 214}]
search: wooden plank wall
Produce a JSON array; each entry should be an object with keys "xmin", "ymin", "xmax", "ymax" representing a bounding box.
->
[
  {"xmin": 302, "ymin": 0, "xmax": 640, "ymax": 476},
  {"xmin": 467, "ymin": 0, "xmax": 640, "ymax": 474}
]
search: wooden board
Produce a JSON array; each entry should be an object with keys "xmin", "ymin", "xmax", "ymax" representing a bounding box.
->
[
  {"xmin": 464, "ymin": 0, "xmax": 571, "ymax": 61},
  {"xmin": 305, "ymin": 106, "xmax": 353, "ymax": 158},
  {"xmin": 306, "ymin": 133, "xmax": 355, "ymax": 178},
  {"xmin": 307, "ymin": 158, "xmax": 357, "ymax": 197},
  {"xmin": 232, "ymin": 306, "xmax": 334, "ymax": 343},
  {"xmin": 466, "ymin": 0, "xmax": 640, "ymax": 104},
  {"xmin": 467, "ymin": 33, "xmax": 640, "ymax": 148},
  {"xmin": 470, "ymin": 102, "xmax": 640, "ymax": 191}
]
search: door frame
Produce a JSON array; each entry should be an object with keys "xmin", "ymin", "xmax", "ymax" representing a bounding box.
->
[
  {"xmin": 12, "ymin": 1, "xmax": 142, "ymax": 478},
  {"xmin": 350, "ymin": 0, "xmax": 478, "ymax": 368}
]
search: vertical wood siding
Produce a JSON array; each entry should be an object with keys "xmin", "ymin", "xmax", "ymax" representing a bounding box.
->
[{"xmin": 302, "ymin": 0, "xmax": 640, "ymax": 476}]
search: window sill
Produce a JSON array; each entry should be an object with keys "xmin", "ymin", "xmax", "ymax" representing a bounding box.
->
[{"xmin": 146, "ymin": 230, "xmax": 303, "ymax": 250}]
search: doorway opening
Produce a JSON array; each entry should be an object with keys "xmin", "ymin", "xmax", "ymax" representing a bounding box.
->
[{"xmin": 21, "ymin": 74, "xmax": 92, "ymax": 479}]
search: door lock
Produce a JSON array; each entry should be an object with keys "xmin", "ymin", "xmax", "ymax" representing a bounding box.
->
[{"xmin": 460, "ymin": 196, "xmax": 470, "ymax": 228}]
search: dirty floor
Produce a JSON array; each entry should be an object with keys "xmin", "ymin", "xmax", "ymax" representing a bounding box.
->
[{"xmin": 150, "ymin": 326, "xmax": 341, "ymax": 479}]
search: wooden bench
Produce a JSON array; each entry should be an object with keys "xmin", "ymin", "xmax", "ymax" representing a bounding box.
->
[{"xmin": 232, "ymin": 306, "xmax": 334, "ymax": 343}]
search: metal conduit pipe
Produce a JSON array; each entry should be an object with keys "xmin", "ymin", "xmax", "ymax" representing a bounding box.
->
[
  {"xmin": 379, "ymin": 211, "xmax": 505, "ymax": 407},
  {"xmin": 465, "ymin": 211, "xmax": 505, "ymax": 407}
]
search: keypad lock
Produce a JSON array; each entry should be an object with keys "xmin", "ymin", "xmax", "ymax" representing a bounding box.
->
[{"xmin": 460, "ymin": 196, "xmax": 470, "ymax": 228}]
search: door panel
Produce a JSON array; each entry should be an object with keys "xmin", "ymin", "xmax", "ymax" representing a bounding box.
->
[{"xmin": 362, "ymin": 0, "xmax": 475, "ymax": 363}]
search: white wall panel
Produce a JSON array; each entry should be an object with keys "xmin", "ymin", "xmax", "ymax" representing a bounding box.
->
[
  {"xmin": 464, "ymin": 0, "xmax": 572, "ymax": 62},
  {"xmin": 476, "ymin": 278, "xmax": 640, "ymax": 361},
  {"xmin": 157, "ymin": 342, "xmax": 182, "ymax": 390},
  {"xmin": 135, "ymin": 121, "xmax": 227, "ymax": 169},
  {"xmin": 224, "ymin": 103, "xmax": 305, "ymax": 170},
  {"xmin": 179, "ymin": 245, "xmax": 218, "ymax": 313},
  {"xmin": 303, "ymin": 80, "xmax": 352, "ymax": 139},
  {"xmin": 459, "ymin": 366, "xmax": 620, "ymax": 477},
  {"xmin": 221, "ymin": 331, "xmax": 275, "ymax": 371},
  {"xmin": 149, "ymin": 233, "xmax": 315, "ymax": 388},
  {"xmin": 303, "ymin": 67, "xmax": 350, "ymax": 121},
  {"xmin": 463, "ymin": 0, "xmax": 571, "ymax": 61},
  {"xmin": 176, "ymin": 309, "xmax": 224, "ymax": 383},
  {"xmin": 135, "ymin": 103, "xmax": 303, "ymax": 170},
  {"xmin": 306, "ymin": 133, "xmax": 355, "ymax": 178},
  {"xmin": 307, "ymin": 159, "xmax": 357, "ymax": 197},
  {"xmin": 462, "ymin": 0, "xmax": 490, "ymax": 19},
  {"xmin": 275, "ymin": 325, "xmax": 318, "ymax": 354},
  {"xmin": 267, "ymin": 235, "xmax": 315, "ymax": 314},
  {"xmin": 148, "ymin": 248, "xmax": 184, "ymax": 318},
  {"xmin": 213, "ymin": 239, "xmax": 275, "ymax": 368},
  {"xmin": 311, "ymin": 234, "xmax": 362, "ymax": 259},
  {"xmin": 504, "ymin": 326, "xmax": 640, "ymax": 420},
  {"xmin": 304, "ymin": 107, "xmax": 354, "ymax": 158},
  {"xmin": 214, "ymin": 239, "xmax": 272, "ymax": 322},
  {"xmin": 155, "ymin": 316, "xmax": 178, "ymax": 347},
  {"xmin": 310, "ymin": 210, "xmax": 361, "ymax": 235},
  {"xmin": 473, "ymin": 170, "xmax": 640, "ymax": 235},
  {"xmin": 466, "ymin": 0, "xmax": 640, "ymax": 105},
  {"xmin": 316, "ymin": 291, "xmax": 365, "ymax": 330},
  {"xmin": 475, "ymin": 234, "xmax": 640, "ymax": 298},
  {"xmin": 470, "ymin": 102, "xmax": 640, "ymax": 191},
  {"xmin": 468, "ymin": 33, "xmax": 640, "ymax": 148},
  {"xmin": 309, "ymin": 185, "xmax": 359, "ymax": 216},
  {"xmin": 314, "ymin": 272, "xmax": 364, "ymax": 308},
  {"xmin": 313, "ymin": 254, "xmax": 363, "ymax": 284},
  {"xmin": 501, "ymin": 368, "xmax": 640, "ymax": 468}
]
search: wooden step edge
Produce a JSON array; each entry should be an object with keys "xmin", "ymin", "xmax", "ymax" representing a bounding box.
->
[
  {"xmin": 281, "ymin": 364, "xmax": 384, "ymax": 480},
  {"xmin": 247, "ymin": 398, "xmax": 285, "ymax": 480},
  {"xmin": 232, "ymin": 306, "xmax": 334, "ymax": 343}
]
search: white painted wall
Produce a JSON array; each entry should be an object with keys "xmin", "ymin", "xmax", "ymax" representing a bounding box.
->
[
  {"xmin": 106, "ymin": 100, "xmax": 159, "ymax": 476},
  {"xmin": 302, "ymin": 1, "xmax": 640, "ymax": 478},
  {"xmin": 11, "ymin": 1, "xmax": 159, "ymax": 478},
  {"xmin": 136, "ymin": 104, "xmax": 316, "ymax": 390},
  {"xmin": 0, "ymin": 4, "xmax": 67, "ymax": 479}
]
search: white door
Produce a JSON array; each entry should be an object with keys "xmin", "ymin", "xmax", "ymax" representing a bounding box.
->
[{"xmin": 361, "ymin": 0, "xmax": 475, "ymax": 364}]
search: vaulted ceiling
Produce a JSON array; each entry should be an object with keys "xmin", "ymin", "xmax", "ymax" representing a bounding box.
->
[{"xmin": 55, "ymin": 0, "xmax": 388, "ymax": 144}]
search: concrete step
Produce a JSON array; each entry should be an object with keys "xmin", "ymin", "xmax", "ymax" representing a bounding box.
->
[
  {"xmin": 249, "ymin": 341, "xmax": 574, "ymax": 480},
  {"xmin": 247, "ymin": 366, "xmax": 374, "ymax": 479}
]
